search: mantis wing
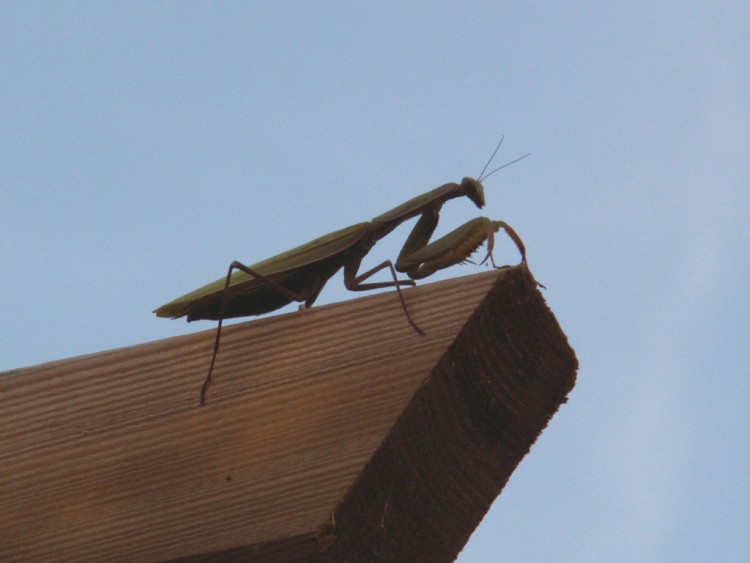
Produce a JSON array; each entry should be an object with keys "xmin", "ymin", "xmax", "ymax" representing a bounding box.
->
[{"xmin": 154, "ymin": 222, "xmax": 370, "ymax": 318}]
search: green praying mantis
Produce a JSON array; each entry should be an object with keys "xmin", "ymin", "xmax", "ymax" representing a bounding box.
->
[{"xmin": 155, "ymin": 142, "xmax": 529, "ymax": 405}]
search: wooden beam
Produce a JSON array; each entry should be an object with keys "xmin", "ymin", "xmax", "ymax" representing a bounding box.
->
[{"xmin": 0, "ymin": 265, "xmax": 577, "ymax": 561}]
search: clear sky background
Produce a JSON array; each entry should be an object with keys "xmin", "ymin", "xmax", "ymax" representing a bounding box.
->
[{"xmin": 2, "ymin": 3, "xmax": 748, "ymax": 561}]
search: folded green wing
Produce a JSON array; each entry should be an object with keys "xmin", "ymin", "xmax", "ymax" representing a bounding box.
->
[{"xmin": 154, "ymin": 222, "xmax": 370, "ymax": 317}]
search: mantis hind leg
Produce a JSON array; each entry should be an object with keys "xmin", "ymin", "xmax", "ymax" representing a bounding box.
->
[{"xmin": 201, "ymin": 260, "xmax": 324, "ymax": 406}]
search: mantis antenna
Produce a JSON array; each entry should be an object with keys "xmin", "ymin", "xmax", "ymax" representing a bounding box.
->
[
  {"xmin": 481, "ymin": 153, "xmax": 531, "ymax": 182},
  {"xmin": 477, "ymin": 136, "xmax": 531, "ymax": 183},
  {"xmin": 478, "ymin": 136, "xmax": 506, "ymax": 180}
]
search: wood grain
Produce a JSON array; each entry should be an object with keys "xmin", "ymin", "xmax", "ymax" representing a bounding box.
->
[{"xmin": 1, "ymin": 269, "xmax": 510, "ymax": 561}]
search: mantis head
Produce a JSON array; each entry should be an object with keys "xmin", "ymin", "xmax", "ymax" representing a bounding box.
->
[{"xmin": 460, "ymin": 177, "xmax": 486, "ymax": 209}]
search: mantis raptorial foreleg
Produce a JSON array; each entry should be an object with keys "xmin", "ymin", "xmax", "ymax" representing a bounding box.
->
[
  {"xmin": 477, "ymin": 221, "xmax": 526, "ymax": 269},
  {"xmin": 397, "ymin": 217, "xmax": 526, "ymax": 280},
  {"xmin": 393, "ymin": 207, "xmax": 441, "ymax": 267}
]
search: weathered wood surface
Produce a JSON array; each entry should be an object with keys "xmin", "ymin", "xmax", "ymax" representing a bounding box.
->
[{"xmin": 0, "ymin": 266, "xmax": 577, "ymax": 562}]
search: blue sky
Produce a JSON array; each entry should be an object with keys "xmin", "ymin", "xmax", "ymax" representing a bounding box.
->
[{"xmin": 2, "ymin": 3, "xmax": 748, "ymax": 561}]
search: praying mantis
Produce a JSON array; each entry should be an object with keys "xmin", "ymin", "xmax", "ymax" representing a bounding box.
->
[{"xmin": 155, "ymin": 142, "xmax": 529, "ymax": 405}]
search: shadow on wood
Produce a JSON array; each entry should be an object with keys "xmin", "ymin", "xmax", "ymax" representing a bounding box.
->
[{"xmin": 0, "ymin": 265, "xmax": 577, "ymax": 562}]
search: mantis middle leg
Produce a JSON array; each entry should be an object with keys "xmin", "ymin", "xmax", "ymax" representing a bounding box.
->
[{"xmin": 342, "ymin": 254, "xmax": 423, "ymax": 335}]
